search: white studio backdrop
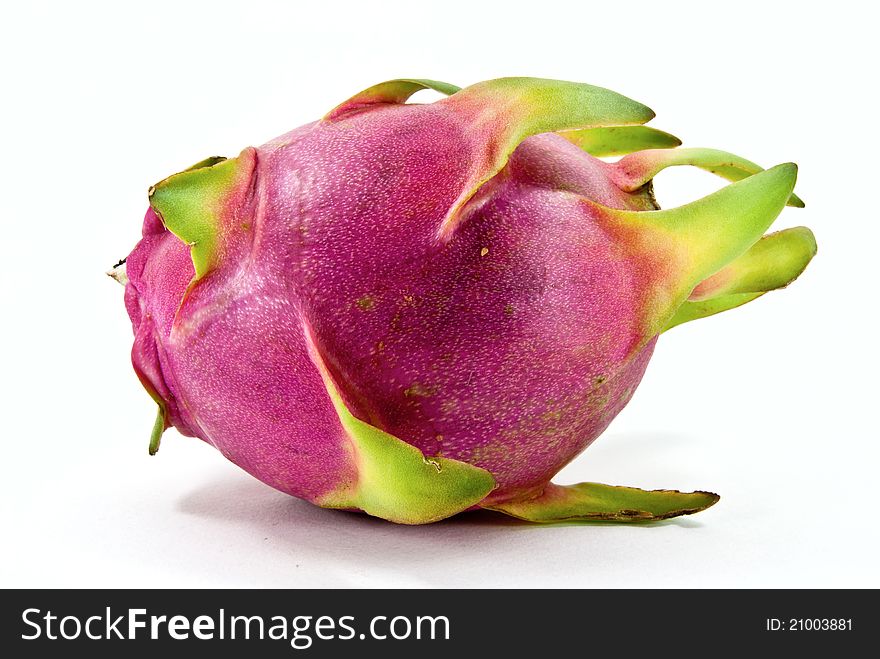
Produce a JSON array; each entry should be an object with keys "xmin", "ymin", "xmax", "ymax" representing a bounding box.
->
[{"xmin": 1, "ymin": 0, "xmax": 877, "ymax": 587}]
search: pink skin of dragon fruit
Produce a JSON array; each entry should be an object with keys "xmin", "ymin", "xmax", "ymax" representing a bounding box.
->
[{"xmin": 116, "ymin": 78, "xmax": 815, "ymax": 524}]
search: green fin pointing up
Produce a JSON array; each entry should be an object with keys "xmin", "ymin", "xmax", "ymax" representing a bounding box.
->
[
  {"xmin": 148, "ymin": 147, "xmax": 256, "ymax": 279},
  {"xmin": 325, "ymin": 78, "xmax": 461, "ymax": 120},
  {"xmin": 436, "ymin": 77, "xmax": 656, "ymax": 239},
  {"xmin": 589, "ymin": 163, "xmax": 798, "ymax": 336}
]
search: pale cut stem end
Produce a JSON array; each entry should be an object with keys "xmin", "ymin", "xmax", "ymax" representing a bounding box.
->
[{"xmin": 107, "ymin": 261, "xmax": 128, "ymax": 286}]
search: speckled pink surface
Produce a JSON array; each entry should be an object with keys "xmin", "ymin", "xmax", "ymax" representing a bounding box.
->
[{"xmin": 125, "ymin": 99, "xmax": 668, "ymax": 505}]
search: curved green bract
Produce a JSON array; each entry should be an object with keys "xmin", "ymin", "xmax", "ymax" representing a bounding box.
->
[
  {"xmin": 323, "ymin": 399, "xmax": 496, "ymax": 524},
  {"xmin": 149, "ymin": 406, "xmax": 166, "ymax": 456},
  {"xmin": 184, "ymin": 155, "xmax": 227, "ymax": 172},
  {"xmin": 654, "ymin": 164, "xmax": 798, "ymax": 285},
  {"xmin": 665, "ymin": 293, "xmax": 764, "ymax": 331},
  {"xmin": 309, "ymin": 335, "xmax": 495, "ymax": 524},
  {"xmin": 132, "ymin": 350, "xmax": 170, "ymax": 455},
  {"xmin": 325, "ymin": 78, "xmax": 461, "ymax": 120},
  {"xmin": 437, "ymin": 77, "xmax": 655, "ymax": 238},
  {"xmin": 596, "ymin": 163, "xmax": 798, "ymax": 336},
  {"xmin": 614, "ymin": 147, "xmax": 805, "ymax": 207},
  {"xmin": 691, "ymin": 226, "xmax": 817, "ymax": 300},
  {"xmin": 446, "ymin": 77, "xmax": 655, "ymax": 134},
  {"xmin": 562, "ymin": 125, "xmax": 682, "ymax": 157},
  {"xmin": 664, "ymin": 226, "xmax": 817, "ymax": 330},
  {"xmin": 486, "ymin": 482, "xmax": 719, "ymax": 523},
  {"xmin": 148, "ymin": 150, "xmax": 254, "ymax": 279}
]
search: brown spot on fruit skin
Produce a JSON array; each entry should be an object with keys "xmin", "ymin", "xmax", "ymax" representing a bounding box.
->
[
  {"xmin": 403, "ymin": 382, "xmax": 437, "ymax": 398},
  {"xmin": 504, "ymin": 304, "xmax": 515, "ymax": 316},
  {"xmin": 356, "ymin": 295, "xmax": 376, "ymax": 311}
]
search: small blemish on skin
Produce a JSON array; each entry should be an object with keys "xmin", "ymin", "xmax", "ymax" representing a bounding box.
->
[
  {"xmin": 241, "ymin": 222, "xmax": 251, "ymax": 231},
  {"xmin": 404, "ymin": 382, "xmax": 435, "ymax": 398},
  {"xmin": 504, "ymin": 304, "xmax": 514, "ymax": 316},
  {"xmin": 594, "ymin": 375, "xmax": 607, "ymax": 385},
  {"xmin": 147, "ymin": 185, "xmax": 156, "ymax": 197},
  {"xmin": 480, "ymin": 247, "xmax": 489, "ymax": 257},
  {"xmin": 541, "ymin": 409, "xmax": 563, "ymax": 423},
  {"xmin": 423, "ymin": 457, "xmax": 442, "ymax": 473},
  {"xmin": 356, "ymin": 295, "xmax": 375, "ymax": 311}
]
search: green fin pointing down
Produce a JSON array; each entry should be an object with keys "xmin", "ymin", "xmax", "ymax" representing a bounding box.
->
[
  {"xmin": 320, "ymin": 400, "xmax": 496, "ymax": 524},
  {"xmin": 305, "ymin": 326, "xmax": 495, "ymax": 524},
  {"xmin": 486, "ymin": 482, "xmax": 719, "ymax": 523},
  {"xmin": 149, "ymin": 405, "xmax": 166, "ymax": 456}
]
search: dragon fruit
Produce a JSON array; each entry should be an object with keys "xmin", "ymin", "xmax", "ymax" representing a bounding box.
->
[{"xmin": 113, "ymin": 78, "xmax": 815, "ymax": 524}]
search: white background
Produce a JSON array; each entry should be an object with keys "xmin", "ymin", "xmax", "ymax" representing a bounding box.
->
[{"xmin": 2, "ymin": 0, "xmax": 878, "ymax": 588}]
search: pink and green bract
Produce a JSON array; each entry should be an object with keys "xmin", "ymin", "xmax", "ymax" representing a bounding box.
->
[{"xmin": 115, "ymin": 78, "xmax": 815, "ymax": 524}]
